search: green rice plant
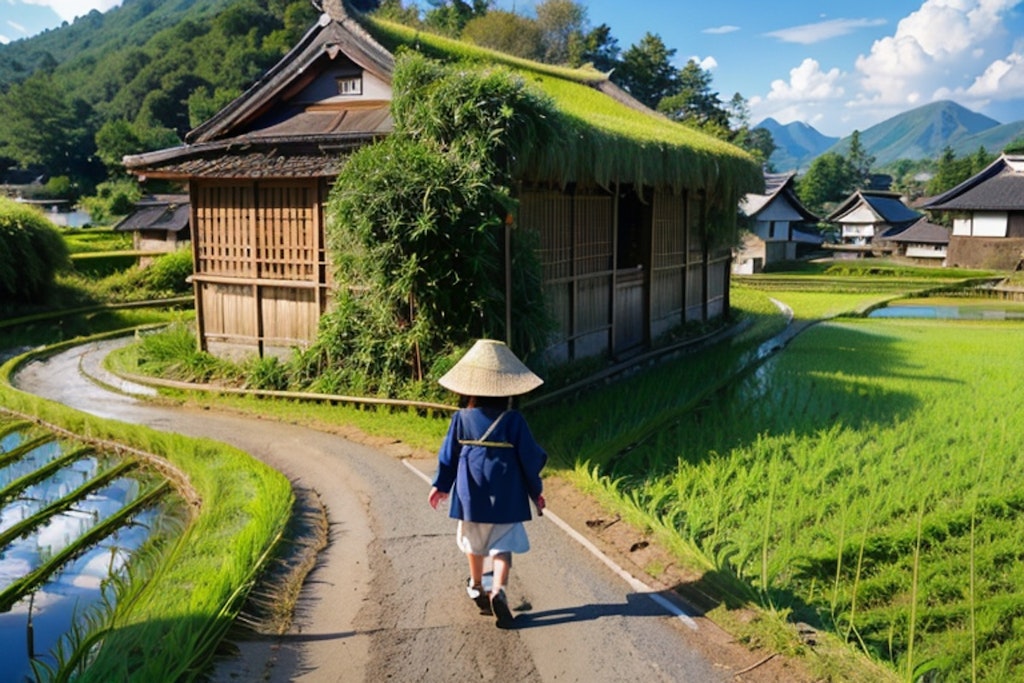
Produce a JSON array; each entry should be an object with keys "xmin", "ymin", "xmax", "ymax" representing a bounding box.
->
[
  {"xmin": 543, "ymin": 312, "xmax": 1022, "ymax": 680},
  {"xmin": 1, "ymin": 333, "xmax": 293, "ymax": 681},
  {"xmin": 0, "ymin": 445, "xmax": 92, "ymax": 503}
]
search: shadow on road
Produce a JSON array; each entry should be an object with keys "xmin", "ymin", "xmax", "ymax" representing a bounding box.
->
[{"xmin": 511, "ymin": 591, "xmax": 674, "ymax": 629}]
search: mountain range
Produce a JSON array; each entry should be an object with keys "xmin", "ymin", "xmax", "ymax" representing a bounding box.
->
[{"xmin": 757, "ymin": 100, "xmax": 1024, "ymax": 172}]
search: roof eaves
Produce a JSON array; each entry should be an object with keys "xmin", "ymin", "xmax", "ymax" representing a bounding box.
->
[
  {"xmin": 187, "ymin": 13, "xmax": 395, "ymax": 145},
  {"xmin": 924, "ymin": 154, "xmax": 1012, "ymax": 209}
]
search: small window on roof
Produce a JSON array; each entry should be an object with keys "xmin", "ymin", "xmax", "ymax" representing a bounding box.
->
[{"xmin": 336, "ymin": 75, "xmax": 363, "ymax": 96}]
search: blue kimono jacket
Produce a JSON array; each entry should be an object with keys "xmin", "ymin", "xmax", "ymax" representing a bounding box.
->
[{"xmin": 432, "ymin": 407, "xmax": 547, "ymax": 524}]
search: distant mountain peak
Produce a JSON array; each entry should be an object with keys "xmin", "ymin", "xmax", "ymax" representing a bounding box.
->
[
  {"xmin": 757, "ymin": 100, "xmax": 1021, "ymax": 172},
  {"xmin": 755, "ymin": 118, "xmax": 839, "ymax": 172}
]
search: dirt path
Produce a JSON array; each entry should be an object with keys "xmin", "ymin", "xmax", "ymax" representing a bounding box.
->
[{"xmin": 12, "ymin": 339, "xmax": 810, "ymax": 682}]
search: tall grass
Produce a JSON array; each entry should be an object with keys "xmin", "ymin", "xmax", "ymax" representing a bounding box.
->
[
  {"xmin": 563, "ymin": 318, "xmax": 1024, "ymax": 680},
  {"xmin": 1, "ymin": 336, "xmax": 293, "ymax": 681}
]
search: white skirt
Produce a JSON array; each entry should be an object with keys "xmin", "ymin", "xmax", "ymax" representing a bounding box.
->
[{"xmin": 456, "ymin": 520, "xmax": 530, "ymax": 556}]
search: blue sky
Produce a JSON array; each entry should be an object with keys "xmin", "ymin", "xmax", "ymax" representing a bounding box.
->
[{"xmin": 4, "ymin": 0, "xmax": 1024, "ymax": 137}]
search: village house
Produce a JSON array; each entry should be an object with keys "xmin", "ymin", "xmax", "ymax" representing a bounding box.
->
[
  {"xmin": 827, "ymin": 189, "xmax": 922, "ymax": 256},
  {"xmin": 733, "ymin": 171, "xmax": 821, "ymax": 274},
  {"xmin": 924, "ymin": 153, "xmax": 1024, "ymax": 271},
  {"xmin": 883, "ymin": 217, "xmax": 950, "ymax": 265},
  {"xmin": 113, "ymin": 194, "xmax": 191, "ymax": 262},
  {"xmin": 123, "ymin": 1, "xmax": 760, "ymax": 363}
]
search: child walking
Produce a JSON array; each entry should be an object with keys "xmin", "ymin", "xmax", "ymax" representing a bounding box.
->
[{"xmin": 428, "ymin": 339, "xmax": 547, "ymax": 629}]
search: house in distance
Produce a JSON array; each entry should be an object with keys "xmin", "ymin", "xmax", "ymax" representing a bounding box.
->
[
  {"xmin": 827, "ymin": 189, "xmax": 922, "ymax": 257},
  {"xmin": 924, "ymin": 153, "xmax": 1024, "ymax": 271},
  {"xmin": 124, "ymin": 0, "xmax": 761, "ymax": 364},
  {"xmin": 734, "ymin": 171, "xmax": 821, "ymax": 274}
]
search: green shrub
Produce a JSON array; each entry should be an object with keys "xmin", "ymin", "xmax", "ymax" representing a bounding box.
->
[
  {"xmin": 0, "ymin": 197, "xmax": 70, "ymax": 305},
  {"xmin": 314, "ymin": 52, "xmax": 555, "ymax": 396}
]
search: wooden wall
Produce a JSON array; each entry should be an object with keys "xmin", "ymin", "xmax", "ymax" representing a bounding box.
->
[
  {"xmin": 521, "ymin": 184, "xmax": 725, "ymax": 363},
  {"xmin": 189, "ymin": 179, "xmax": 330, "ymax": 359}
]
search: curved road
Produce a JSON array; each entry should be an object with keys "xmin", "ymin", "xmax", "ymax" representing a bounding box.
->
[{"xmin": 12, "ymin": 338, "xmax": 795, "ymax": 682}]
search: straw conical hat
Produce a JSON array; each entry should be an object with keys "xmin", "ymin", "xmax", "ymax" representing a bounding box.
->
[{"xmin": 438, "ymin": 339, "xmax": 543, "ymax": 397}]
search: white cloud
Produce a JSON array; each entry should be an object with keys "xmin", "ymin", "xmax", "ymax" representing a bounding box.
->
[
  {"xmin": 703, "ymin": 25, "xmax": 740, "ymax": 35},
  {"xmin": 21, "ymin": 0, "xmax": 122, "ymax": 23},
  {"xmin": 965, "ymin": 52, "xmax": 1024, "ymax": 98},
  {"xmin": 765, "ymin": 17, "xmax": 887, "ymax": 45},
  {"xmin": 0, "ymin": 34, "xmax": 8, "ymax": 45},
  {"xmin": 7, "ymin": 19, "xmax": 26, "ymax": 33},
  {"xmin": 855, "ymin": 0, "xmax": 1020, "ymax": 105},
  {"xmin": 696, "ymin": 55, "xmax": 718, "ymax": 71},
  {"xmin": 765, "ymin": 58, "xmax": 845, "ymax": 102}
]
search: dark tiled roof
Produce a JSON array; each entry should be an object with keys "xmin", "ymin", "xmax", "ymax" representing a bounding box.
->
[
  {"xmin": 741, "ymin": 171, "xmax": 819, "ymax": 222},
  {"xmin": 113, "ymin": 195, "xmax": 190, "ymax": 233},
  {"xmin": 828, "ymin": 190, "xmax": 920, "ymax": 227},
  {"xmin": 926, "ymin": 161, "xmax": 1024, "ymax": 210},
  {"xmin": 124, "ymin": 136, "xmax": 371, "ymax": 179},
  {"xmin": 883, "ymin": 217, "xmax": 951, "ymax": 244}
]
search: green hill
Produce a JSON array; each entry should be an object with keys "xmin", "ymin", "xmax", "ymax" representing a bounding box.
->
[
  {"xmin": 0, "ymin": 0, "xmax": 318, "ymax": 189},
  {"xmin": 826, "ymin": 100, "xmax": 1003, "ymax": 166}
]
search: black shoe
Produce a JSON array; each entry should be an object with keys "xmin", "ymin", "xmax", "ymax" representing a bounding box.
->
[
  {"xmin": 467, "ymin": 578, "xmax": 492, "ymax": 615},
  {"xmin": 490, "ymin": 589, "xmax": 514, "ymax": 629}
]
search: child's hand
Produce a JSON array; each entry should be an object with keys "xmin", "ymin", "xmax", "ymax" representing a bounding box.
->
[
  {"xmin": 428, "ymin": 487, "xmax": 448, "ymax": 509},
  {"xmin": 535, "ymin": 494, "xmax": 546, "ymax": 516}
]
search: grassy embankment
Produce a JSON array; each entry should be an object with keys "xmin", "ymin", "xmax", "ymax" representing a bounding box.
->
[
  {"xmin": 19, "ymin": 255, "xmax": 1017, "ymax": 680},
  {"xmin": 1, "ymin": 229, "xmax": 292, "ymax": 680},
  {"xmin": 531, "ymin": 263, "xmax": 1023, "ymax": 682}
]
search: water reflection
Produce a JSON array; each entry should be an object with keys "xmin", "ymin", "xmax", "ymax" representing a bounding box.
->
[
  {"xmin": 0, "ymin": 425, "xmax": 173, "ymax": 681},
  {"xmin": 0, "ymin": 508, "xmax": 160, "ymax": 681},
  {"xmin": 869, "ymin": 304, "xmax": 1024, "ymax": 320}
]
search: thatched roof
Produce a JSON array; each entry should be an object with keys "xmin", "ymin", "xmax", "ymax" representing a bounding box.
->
[
  {"xmin": 125, "ymin": 1, "xmax": 762, "ymax": 206},
  {"xmin": 360, "ymin": 16, "xmax": 761, "ymax": 205}
]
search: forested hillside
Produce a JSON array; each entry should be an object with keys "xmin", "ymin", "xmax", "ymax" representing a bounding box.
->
[
  {"xmin": 0, "ymin": 0, "xmax": 770, "ymax": 203},
  {"xmin": 0, "ymin": 0, "xmax": 320, "ymax": 194}
]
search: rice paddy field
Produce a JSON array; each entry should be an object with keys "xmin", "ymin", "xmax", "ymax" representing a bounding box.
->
[{"xmin": 542, "ymin": 284, "xmax": 1024, "ymax": 681}]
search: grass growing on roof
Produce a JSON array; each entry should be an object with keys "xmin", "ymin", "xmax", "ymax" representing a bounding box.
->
[{"xmin": 362, "ymin": 16, "xmax": 762, "ymax": 209}]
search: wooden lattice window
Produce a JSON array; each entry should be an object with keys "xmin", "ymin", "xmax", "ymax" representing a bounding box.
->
[
  {"xmin": 194, "ymin": 184, "xmax": 256, "ymax": 278},
  {"xmin": 255, "ymin": 184, "xmax": 317, "ymax": 281}
]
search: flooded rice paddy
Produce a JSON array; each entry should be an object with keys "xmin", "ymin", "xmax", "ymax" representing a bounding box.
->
[
  {"xmin": 868, "ymin": 297, "xmax": 1024, "ymax": 320},
  {"xmin": 0, "ymin": 420, "xmax": 178, "ymax": 681}
]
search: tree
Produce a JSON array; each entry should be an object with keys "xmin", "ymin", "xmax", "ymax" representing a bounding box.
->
[
  {"xmin": 534, "ymin": 0, "xmax": 587, "ymax": 65},
  {"xmin": 657, "ymin": 59, "xmax": 728, "ymax": 131},
  {"xmin": 0, "ymin": 72, "xmax": 93, "ymax": 179},
  {"xmin": 926, "ymin": 146, "xmax": 973, "ymax": 196},
  {"xmin": 615, "ymin": 33, "xmax": 678, "ymax": 110},
  {"xmin": 461, "ymin": 11, "xmax": 544, "ymax": 60},
  {"xmin": 579, "ymin": 23, "xmax": 620, "ymax": 73},
  {"xmin": 845, "ymin": 130, "xmax": 874, "ymax": 188},
  {"xmin": 373, "ymin": 0, "xmax": 421, "ymax": 25},
  {"xmin": 423, "ymin": 0, "xmax": 490, "ymax": 36},
  {"xmin": 797, "ymin": 152, "xmax": 855, "ymax": 214},
  {"xmin": 1005, "ymin": 137, "xmax": 1024, "ymax": 154},
  {"xmin": 970, "ymin": 146, "xmax": 994, "ymax": 175},
  {"xmin": 347, "ymin": 0, "xmax": 382, "ymax": 11}
]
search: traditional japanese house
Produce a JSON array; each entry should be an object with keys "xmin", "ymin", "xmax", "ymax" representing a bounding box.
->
[
  {"xmin": 884, "ymin": 217, "xmax": 950, "ymax": 265},
  {"xmin": 113, "ymin": 194, "xmax": 191, "ymax": 260},
  {"xmin": 924, "ymin": 154, "xmax": 1024, "ymax": 270},
  {"xmin": 828, "ymin": 190, "xmax": 921, "ymax": 250},
  {"xmin": 124, "ymin": 1, "xmax": 760, "ymax": 363},
  {"xmin": 734, "ymin": 171, "xmax": 821, "ymax": 274}
]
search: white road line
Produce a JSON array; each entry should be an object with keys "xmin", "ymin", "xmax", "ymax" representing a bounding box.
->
[{"xmin": 402, "ymin": 459, "xmax": 699, "ymax": 630}]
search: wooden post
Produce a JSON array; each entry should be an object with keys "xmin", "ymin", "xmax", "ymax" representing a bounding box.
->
[{"xmin": 505, "ymin": 212, "xmax": 513, "ymax": 345}]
